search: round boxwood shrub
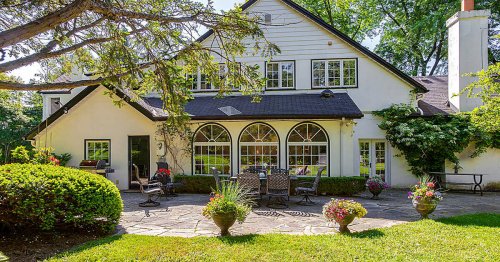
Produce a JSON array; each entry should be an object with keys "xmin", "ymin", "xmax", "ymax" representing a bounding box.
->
[{"xmin": 0, "ymin": 164, "xmax": 122, "ymax": 232}]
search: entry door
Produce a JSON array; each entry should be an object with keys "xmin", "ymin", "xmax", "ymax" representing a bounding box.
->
[
  {"xmin": 359, "ymin": 140, "xmax": 387, "ymax": 181},
  {"xmin": 128, "ymin": 136, "xmax": 150, "ymax": 189}
]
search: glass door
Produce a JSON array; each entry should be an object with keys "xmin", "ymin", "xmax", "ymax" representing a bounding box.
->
[
  {"xmin": 128, "ymin": 136, "xmax": 150, "ymax": 189},
  {"xmin": 359, "ymin": 140, "xmax": 387, "ymax": 181}
]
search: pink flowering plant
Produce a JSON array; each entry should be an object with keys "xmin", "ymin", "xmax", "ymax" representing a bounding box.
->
[
  {"xmin": 366, "ymin": 175, "xmax": 389, "ymax": 191},
  {"xmin": 323, "ymin": 199, "xmax": 367, "ymax": 222},
  {"xmin": 408, "ymin": 175, "xmax": 443, "ymax": 202}
]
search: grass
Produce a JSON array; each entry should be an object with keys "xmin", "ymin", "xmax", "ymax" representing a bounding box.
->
[{"xmin": 49, "ymin": 213, "xmax": 500, "ymax": 261}]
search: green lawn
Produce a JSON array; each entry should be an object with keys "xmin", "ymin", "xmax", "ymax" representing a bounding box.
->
[{"xmin": 49, "ymin": 213, "xmax": 499, "ymax": 261}]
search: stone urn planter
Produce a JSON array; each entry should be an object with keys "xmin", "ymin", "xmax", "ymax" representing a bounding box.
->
[
  {"xmin": 412, "ymin": 199, "xmax": 438, "ymax": 219},
  {"xmin": 334, "ymin": 214, "xmax": 356, "ymax": 233},
  {"xmin": 369, "ymin": 188, "xmax": 383, "ymax": 199},
  {"xmin": 211, "ymin": 212, "xmax": 237, "ymax": 236}
]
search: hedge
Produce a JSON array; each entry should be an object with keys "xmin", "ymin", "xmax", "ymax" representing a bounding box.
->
[
  {"xmin": 0, "ymin": 164, "xmax": 122, "ymax": 232},
  {"xmin": 174, "ymin": 175, "xmax": 366, "ymax": 196}
]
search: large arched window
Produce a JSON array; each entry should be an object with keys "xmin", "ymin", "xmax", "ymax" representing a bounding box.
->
[
  {"xmin": 239, "ymin": 123, "xmax": 279, "ymax": 172},
  {"xmin": 193, "ymin": 124, "xmax": 231, "ymax": 175},
  {"xmin": 287, "ymin": 122, "xmax": 328, "ymax": 176}
]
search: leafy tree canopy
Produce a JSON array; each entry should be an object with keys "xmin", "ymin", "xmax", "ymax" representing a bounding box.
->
[
  {"xmin": 296, "ymin": 0, "xmax": 500, "ymax": 76},
  {"xmin": 0, "ymin": 0, "xmax": 279, "ymax": 126}
]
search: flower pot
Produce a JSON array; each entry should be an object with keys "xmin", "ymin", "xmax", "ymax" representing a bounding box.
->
[
  {"xmin": 369, "ymin": 188, "xmax": 383, "ymax": 199},
  {"xmin": 412, "ymin": 199, "xmax": 438, "ymax": 219},
  {"xmin": 334, "ymin": 214, "xmax": 356, "ymax": 233},
  {"xmin": 211, "ymin": 212, "xmax": 237, "ymax": 236}
]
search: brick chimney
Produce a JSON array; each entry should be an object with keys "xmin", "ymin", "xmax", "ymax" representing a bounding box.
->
[
  {"xmin": 446, "ymin": 0, "xmax": 490, "ymax": 112},
  {"xmin": 462, "ymin": 0, "xmax": 474, "ymax": 11}
]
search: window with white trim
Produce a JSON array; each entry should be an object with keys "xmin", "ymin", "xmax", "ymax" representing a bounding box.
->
[
  {"xmin": 312, "ymin": 59, "xmax": 357, "ymax": 88},
  {"xmin": 85, "ymin": 140, "xmax": 110, "ymax": 164},
  {"xmin": 239, "ymin": 123, "xmax": 279, "ymax": 172},
  {"xmin": 288, "ymin": 123, "xmax": 328, "ymax": 176},
  {"xmin": 266, "ymin": 61, "xmax": 294, "ymax": 89},
  {"xmin": 187, "ymin": 63, "xmax": 241, "ymax": 91},
  {"xmin": 193, "ymin": 124, "xmax": 231, "ymax": 175}
]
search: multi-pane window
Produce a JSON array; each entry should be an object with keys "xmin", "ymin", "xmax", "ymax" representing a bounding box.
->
[
  {"xmin": 240, "ymin": 123, "xmax": 279, "ymax": 172},
  {"xmin": 193, "ymin": 124, "xmax": 231, "ymax": 175},
  {"xmin": 85, "ymin": 140, "xmax": 110, "ymax": 164},
  {"xmin": 288, "ymin": 123, "xmax": 328, "ymax": 176},
  {"xmin": 312, "ymin": 59, "xmax": 357, "ymax": 88},
  {"xmin": 358, "ymin": 140, "xmax": 387, "ymax": 181},
  {"xmin": 187, "ymin": 63, "xmax": 240, "ymax": 91},
  {"xmin": 266, "ymin": 61, "xmax": 294, "ymax": 89}
]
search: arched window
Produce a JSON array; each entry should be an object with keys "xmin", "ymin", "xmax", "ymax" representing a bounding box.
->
[
  {"xmin": 193, "ymin": 124, "xmax": 231, "ymax": 175},
  {"xmin": 287, "ymin": 122, "xmax": 328, "ymax": 176},
  {"xmin": 239, "ymin": 123, "xmax": 279, "ymax": 172}
]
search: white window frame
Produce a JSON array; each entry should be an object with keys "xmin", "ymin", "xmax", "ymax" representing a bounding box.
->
[
  {"xmin": 287, "ymin": 123, "xmax": 329, "ymax": 176},
  {"xmin": 239, "ymin": 123, "xmax": 279, "ymax": 172},
  {"xmin": 193, "ymin": 124, "xmax": 231, "ymax": 175},
  {"xmin": 312, "ymin": 59, "xmax": 357, "ymax": 88},
  {"xmin": 358, "ymin": 139, "xmax": 389, "ymax": 182},
  {"xmin": 85, "ymin": 139, "xmax": 111, "ymax": 165},
  {"xmin": 266, "ymin": 61, "xmax": 295, "ymax": 89},
  {"xmin": 187, "ymin": 63, "xmax": 242, "ymax": 91}
]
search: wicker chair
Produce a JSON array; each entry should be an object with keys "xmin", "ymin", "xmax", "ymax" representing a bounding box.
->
[
  {"xmin": 295, "ymin": 167, "xmax": 326, "ymax": 205},
  {"xmin": 237, "ymin": 172, "xmax": 261, "ymax": 205},
  {"xmin": 211, "ymin": 167, "xmax": 229, "ymax": 191},
  {"xmin": 131, "ymin": 164, "xmax": 163, "ymax": 207},
  {"xmin": 266, "ymin": 171, "xmax": 290, "ymax": 209}
]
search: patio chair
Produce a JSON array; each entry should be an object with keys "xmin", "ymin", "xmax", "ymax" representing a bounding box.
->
[
  {"xmin": 131, "ymin": 164, "xmax": 163, "ymax": 207},
  {"xmin": 211, "ymin": 167, "xmax": 229, "ymax": 191},
  {"xmin": 295, "ymin": 166, "xmax": 326, "ymax": 205},
  {"xmin": 266, "ymin": 171, "xmax": 290, "ymax": 209},
  {"xmin": 237, "ymin": 172, "xmax": 262, "ymax": 206}
]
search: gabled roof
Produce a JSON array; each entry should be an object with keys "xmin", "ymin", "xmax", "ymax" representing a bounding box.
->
[
  {"xmin": 412, "ymin": 76, "xmax": 455, "ymax": 115},
  {"xmin": 198, "ymin": 0, "xmax": 427, "ymax": 93},
  {"xmin": 144, "ymin": 91, "xmax": 363, "ymax": 120}
]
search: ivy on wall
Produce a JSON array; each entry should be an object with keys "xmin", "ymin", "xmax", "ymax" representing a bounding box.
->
[{"xmin": 374, "ymin": 104, "xmax": 499, "ymax": 176}]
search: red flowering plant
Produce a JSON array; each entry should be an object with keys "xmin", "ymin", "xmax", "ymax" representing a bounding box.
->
[
  {"xmin": 154, "ymin": 168, "xmax": 171, "ymax": 184},
  {"xmin": 366, "ymin": 175, "xmax": 389, "ymax": 191},
  {"xmin": 48, "ymin": 155, "xmax": 60, "ymax": 166},
  {"xmin": 323, "ymin": 198, "xmax": 367, "ymax": 222},
  {"xmin": 156, "ymin": 168, "xmax": 171, "ymax": 177},
  {"xmin": 408, "ymin": 175, "xmax": 443, "ymax": 202}
]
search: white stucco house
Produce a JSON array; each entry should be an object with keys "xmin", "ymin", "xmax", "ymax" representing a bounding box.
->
[{"xmin": 25, "ymin": 0, "xmax": 499, "ymax": 190}]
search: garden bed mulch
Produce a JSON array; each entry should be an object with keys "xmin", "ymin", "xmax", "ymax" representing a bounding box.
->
[{"xmin": 0, "ymin": 229, "xmax": 107, "ymax": 261}]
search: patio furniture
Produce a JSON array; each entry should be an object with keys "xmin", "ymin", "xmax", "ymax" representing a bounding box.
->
[
  {"xmin": 78, "ymin": 159, "xmax": 114, "ymax": 178},
  {"xmin": 428, "ymin": 172, "xmax": 485, "ymax": 196},
  {"xmin": 131, "ymin": 164, "xmax": 163, "ymax": 207},
  {"xmin": 295, "ymin": 166, "xmax": 326, "ymax": 205},
  {"xmin": 266, "ymin": 171, "xmax": 290, "ymax": 209},
  {"xmin": 237, "ymin": 172, "xmax": 262, "ymax": 205},
  {"xmin": 157, "ymin": 161, "xmax": 169, "ymax": 169},
  {"xmin": 295, "ymin": 166, "xmax": 308, "ymax": 176},
  {"xmin": 211, "ymin": 167, "xmax": 229, "ymax": 191}
]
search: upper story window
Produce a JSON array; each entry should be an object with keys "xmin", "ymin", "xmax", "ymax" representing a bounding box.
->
[
  {"xmin": 266, "ymin": 61, "xmax": 294, "ymax": 89},
  {"xmin": 50, "ymin": 97, "xmax": 60, "ymax": 115},
  {"xmin": 187, "ymin": 63, "xmax": 240, "ymax": 91},
  {"xmin": 312, "ymin": 59, "xmax": 357, "ymax": 88}
]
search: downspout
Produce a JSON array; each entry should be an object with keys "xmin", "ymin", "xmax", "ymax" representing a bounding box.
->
[{"xmin": 339, "ymin": 117, "xmax": 345, "ymax": 177}]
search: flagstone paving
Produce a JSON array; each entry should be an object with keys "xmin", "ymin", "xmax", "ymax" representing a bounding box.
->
[{"xmin": 118, "ymin": 190, "xmax": 500, "ymax": 237}]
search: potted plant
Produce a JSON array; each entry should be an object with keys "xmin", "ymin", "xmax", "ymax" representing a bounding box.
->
[
  {"xmin": 202, "ymin": 182, "xmax": 252, "ymax": 236},
  {"xmin": 366, "ymin": 175, "xmax": 389, "ymax": 199},
  {"xmin": 408, "ymin": 175, "xmax": 443, "ymax": 219},
  {"xmin": 323, "ymin": 198, "xmax": 367, "ymax": 233}
]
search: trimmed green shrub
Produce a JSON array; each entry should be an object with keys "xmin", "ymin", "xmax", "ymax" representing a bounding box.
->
[
  {"xmin": 174, "ymin": 175, "xmax": 366, "ymax": 196},
  {"xmin": 0, "ymin": 164, "xmax": 122, "ymax": 232}
]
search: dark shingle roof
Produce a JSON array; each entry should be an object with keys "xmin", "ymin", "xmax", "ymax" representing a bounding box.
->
[
  {"xmin": 144, "ymin": 92, "xmax": 363, "ymax": 120},
  {"xmin": 412, "ymin": 76, "xmax": 455, "ymax": 115}
]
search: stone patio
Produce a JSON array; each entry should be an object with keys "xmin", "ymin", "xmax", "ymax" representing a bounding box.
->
[{"xmin": 118, "ymin": 190, "xmax": 500, "ymax": 237}]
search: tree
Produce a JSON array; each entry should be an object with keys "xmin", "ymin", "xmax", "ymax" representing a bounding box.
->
[
  {"xmin": 297, "ymin": 0, "xmax": 500, "ymax": 76},
  {"xmin": 0, "ymin": 0, "xmax": 279, "ymax": 123},
  {"xmin": 463, "ymin": 62, "xmax": 500, "ymax": 134}
]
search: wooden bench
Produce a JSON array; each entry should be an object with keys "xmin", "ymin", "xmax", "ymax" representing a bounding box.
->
[{"xmin": 428, "ymin": 172, "xmax": 484, "ymax": 196}]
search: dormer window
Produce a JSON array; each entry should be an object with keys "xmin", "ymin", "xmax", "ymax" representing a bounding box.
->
[
  {"xmin": 266, "ymin": 61, "xmax": 295, "ymax": 89},
  {"xmin": 312, "ymin": 59, "xmax": 357, "ymax": 88}
]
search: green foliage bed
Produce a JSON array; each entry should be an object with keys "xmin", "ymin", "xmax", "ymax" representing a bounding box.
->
[
  {"xmin": 49, "ymin": 213, "xmax": 500, "ymax": 261},
  {"xmin": 0, "ymin": 164, "xmax": 122, "ymax": 232},
  {"xmin": 173, "ymin": 175, "xmax": 366, "ymax": 196}
]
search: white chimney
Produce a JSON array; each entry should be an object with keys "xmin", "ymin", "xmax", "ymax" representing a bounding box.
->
[{"xmin": 446, "ymin": 0, "xmax": 490, "ymax": 112}]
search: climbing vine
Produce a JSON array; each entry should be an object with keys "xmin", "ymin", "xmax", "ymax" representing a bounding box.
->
[{"xmin": 374, "ymin": 104, "xmax": 499, "ymax": 176}]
